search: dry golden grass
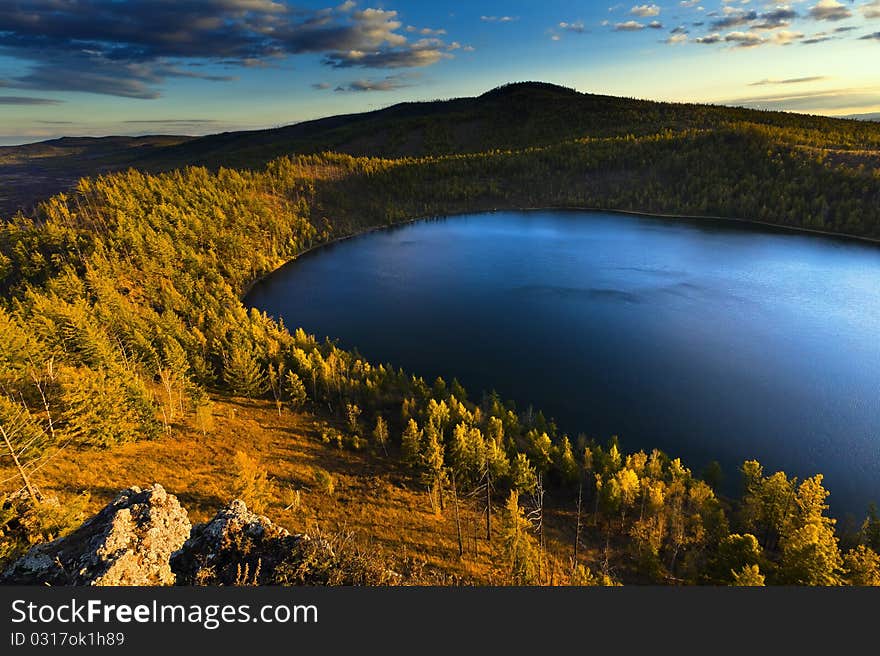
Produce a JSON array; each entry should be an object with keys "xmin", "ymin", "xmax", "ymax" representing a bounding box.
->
[{"xmin": 2, "ymin": 396, "xmax": 597, "ymax": 584}]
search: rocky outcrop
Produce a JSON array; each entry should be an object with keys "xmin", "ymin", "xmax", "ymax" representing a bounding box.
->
[
  {"xmin": 1, "ymin": 484, "xmax": 190, "ymax": 586},
  {"xmin": 171, "ymin": 499, "xmax": 304, "ymax": 585},
  {"xmin": 171, "ymin": 499, "xmax": 397, "ymax": 585},
  {"xmin": 3, "ymin": 485, "xmax": 396, "ymax": 586}
]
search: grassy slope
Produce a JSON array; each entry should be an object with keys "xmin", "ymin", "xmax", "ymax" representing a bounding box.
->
[{"xmin": 1, "ymin": 396, "xmax": 592, "ymax": 585}]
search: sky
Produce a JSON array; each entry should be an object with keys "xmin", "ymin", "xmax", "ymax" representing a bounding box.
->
[{"xmin": 0, "ymin": 0, "xmax": 878, "ymax": 145}]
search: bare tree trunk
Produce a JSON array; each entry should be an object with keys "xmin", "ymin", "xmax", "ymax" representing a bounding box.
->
[
  {"xmin": 485, "ymin": 471, "xmax": 492, "ymax": 541},
  {"xmin": 1, "ymin": 424, "xmax": 37, "ymax": 504},
  {"xmin": 31, "ymin": 366, "xmax": 56, "ymax": 442},
  {"xmin": 472, "ymin": 513, "xmax": 478, "ymax": 557},
  {"xmin": 602, "ymin": 524, "xmax": 611, "ymax": 578},
  {"xmin": 452, "ymin": 477, "xmax": 463, "ymax": 558},
  {"xmin": 574, "ymin": 480, "xmax": 583, "ymax": 565},
  {"xmin": 159, "ymin": 368, "xmax": 176, "ymax": 425}
]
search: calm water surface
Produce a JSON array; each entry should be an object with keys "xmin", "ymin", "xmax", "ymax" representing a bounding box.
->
[{"xmin": 247, "ymin": 211, "xmax": 880, "ymax": 516}]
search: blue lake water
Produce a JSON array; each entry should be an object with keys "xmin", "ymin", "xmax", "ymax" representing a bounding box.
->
[{"xmin": 246, "ymin": 210, "xmax": 880, "ymax": 517}]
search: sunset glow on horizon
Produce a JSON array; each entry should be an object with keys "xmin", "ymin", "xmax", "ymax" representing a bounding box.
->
[{"xmin": 1, "ymin": 0, "xmax": 878, "ymax": 145}]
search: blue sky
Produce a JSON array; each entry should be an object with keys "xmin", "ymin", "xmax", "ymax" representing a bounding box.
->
[{"xmin": 0, "ymin": 0, "xmax": 878, "ymax": 145}]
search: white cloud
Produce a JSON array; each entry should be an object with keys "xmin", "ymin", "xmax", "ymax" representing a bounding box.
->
[
  {"xmin": 630, "ymin": 4, "xmax": 661, "ymax": 17},
  {"xmin": 808, "ymin": 0, "xmax": 852, "ymax": 21},
  {"xmin": 724, "ymin": 30, "xmax": 765, "ymax": 46},
  {"xmin": 863, "ymin": 0, "xmax": 880, "ymax": 20},
  {"xmin": 771, "ymin": 30, "xmax": 804, "ymax": 44}
]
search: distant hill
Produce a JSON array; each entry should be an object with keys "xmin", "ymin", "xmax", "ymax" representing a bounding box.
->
[
  {"xmin": 2, "ymin": 81, "xmax": 879, "ymax": 216},
  {"xmin": 843, "ymin": 112, "xmax": 880, "ymax": 122},
  {"xmin": 129, "ymin": 81, "xmax": 880, "ymax": 169},
  {"xmin": 0, "ymin": 135, "xmax": 192, "ymax": 216}
]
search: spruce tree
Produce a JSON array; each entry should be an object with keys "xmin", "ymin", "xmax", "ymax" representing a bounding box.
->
[
  {"xmin": 222, "ymin": 341, "xmax": 267, "ymax": 398},
  {"xmin": 401, "ymin": 418, "xmax": 422, "ymax": 468},
  {"xmin": 500, "ymin": 491, "xmax": 542, "ymax": 585},
  {"xmin": 285, "ymin": 371, "xmax": 308, "ymax": 410},
  {"xmin": 372, "ymin": 415, "xmax": 389, "ymax": 456},
  {"xmin": 731, "ymin": 564, "xmax": 765, "ymax": 586}
]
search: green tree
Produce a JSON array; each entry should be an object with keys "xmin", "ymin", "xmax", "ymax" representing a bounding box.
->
[
  {"xmin": 708, "ymin": 533, "xmax": 763, "ymax": 584},
  {"xmin": 511, "ymin": 452, "xmax": 537, "ymax": 493},
  {"xmin": 422, "ymin": 423, "xmax": 446, "ymax": 512},
  {"xmin": 499, "ymin": 491, "xmax": 542, "ymax": 585},
  {"xmin": 59, "ymin": 366, "xmax": 148, "ymax": 447},
  {"xmin": 740, "ymin": 460, "xmax": 797, "ymax": 551},
  {"xmin": 843, "ymin": 545, "xmax": 880, "ymax": 586},
  {"xmin": 861, "ymin": 504, "xmax": 880, "ymax": 552},
  {"xmin": 615, "ymin": 467, "xmax": 641, "ymax": 524},
  {"xmin": 222, "ymin": 341, "xmax": 267, "ymax": 398},
  {"xmin": 0, "ymin": 396, "xmax": 49, "ymax": 503},
  {"xmin": 372, "ymin": 415, "xmax": 389, "ymax": 456},
  {"xmin": 345, "ymin": 403, "xmax": 361, "ymax": 434},
  {"xmin": 553, "ymin": 436, "xmax": 579, "ymax": 487},
  {"xmin": 285, "ymin": 371, "xmax": 308, "ymax": 410},
  {"xmin": 731, "ymin": 564, "xmax": 765, "ymax": 586},
  {"xmin": 401, "ymin": 418, "xmax": 422, "ymax": 468},
  {"xmin": 231, "ymin": 451, "xmax": 274, "ymax": 514},
  {"xmin": 777, "ymin": 475, "xmax": 843, "ymax": 586}
]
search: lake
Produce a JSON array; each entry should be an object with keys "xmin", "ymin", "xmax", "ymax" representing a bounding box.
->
[{"xmin": 246, "ymin": 210, "xmax": 880, "ymax": 517}]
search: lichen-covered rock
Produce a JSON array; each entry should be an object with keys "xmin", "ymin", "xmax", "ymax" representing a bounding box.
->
[
  {"xmin": 171, "ymin": 499, "xmax": 397, "ymax": 585},
  {"xmin": 1, "ymin": 484, "xmax": 190, "ymax": 586},
  {"xmin": 170, "ymin": 499, "xmax": 303, "ymax": 585}
]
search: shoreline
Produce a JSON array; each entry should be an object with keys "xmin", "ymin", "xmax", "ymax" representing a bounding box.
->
[
  {"xmin": 545, "ymin": 206, "xmax": 880, "ymax": 246},
  {"xmin": 242, "ymin": 205, "xmax": 880, "ymax": 298}
]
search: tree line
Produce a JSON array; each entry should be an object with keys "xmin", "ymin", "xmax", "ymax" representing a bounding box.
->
[{"xmin": 1, "ymin": 123, "xmax": 879, "ymax": 584}]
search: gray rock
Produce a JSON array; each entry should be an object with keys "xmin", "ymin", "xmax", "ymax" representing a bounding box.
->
[
  {"xmin": 170, "ymin": 499, "xmax": 302, "ymax": 585},
  {"xmin": 1, "ymin": 484, "xmax": 191, "ymax": 586}
]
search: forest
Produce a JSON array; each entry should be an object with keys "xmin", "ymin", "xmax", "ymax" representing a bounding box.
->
[{"xmin": 1, "ymin": 83, "xmax": 879, "ymax": 585}]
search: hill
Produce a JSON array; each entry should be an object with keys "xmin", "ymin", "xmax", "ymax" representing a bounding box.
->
[
  {"xmin": 2, "ymin": 82, "xmax": 880, "ymax": 586},
  {"xmin": 0, "ymin": 135, "xmax": 193, "ymax": 216},
  {"xmin": 2, "ymin": 82, "xmax": 879, "ymax": 217}
]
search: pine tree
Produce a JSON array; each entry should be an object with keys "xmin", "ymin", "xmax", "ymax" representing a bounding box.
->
[
  {"xmin": 511, "ymin": 452, "xmax": 537, "ymax": 493},
  {"xmin": 777, "ymin": 475, "xmax": 843, "ymax": 586},
  {"xmin": 401, "ymin": 418, "xmax": 422, "ymax": 468},
  {"xmin": 231, "ymin": 451, "xmax": 273, "ymax": 514},
  {"xmin": 708, "ymin": 533, "xmax": 763, "ymax": 584},
  {"xmin": 59, "ymin": 366, "xmax": 145, "ymax": 446},
  {"xmin": 553, "ymin": 435, "xmax": 579, "ymax": 487},
  {"xmin": 372, "ymin": 415, "xmax": 389, "ymax": 456},
  {"xmin": 0, "ymin": 396, "xmax": 48, "ymax": 502},
  {"xmin": 222, "ymin": 341, "xmax": 267, "ymax": 398},
  {"xmin": 843, "ymin": 545, "xmax": 880, "ymax": 586},
  {"xmin": 422, "ymin": 423, "xmax": 446, "ymax": 512},
  {"xmin": 499, "ymin": 491, "xmax": 542, "ymax": 585},
  {"xmin": 285, "ymin": 371, "xmax": 308, "ymax": 410},
  {"xmin": 345, "ymin": 403, "xmax": 361, "ymax": 434},
  {"xmin": 731, "ymin": 564, "xmax": 765, "ymax": 586}
]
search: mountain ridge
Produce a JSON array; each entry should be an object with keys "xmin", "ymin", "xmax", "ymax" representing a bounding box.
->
[{"xmin": 2, "ymin": 81, "xmax": 879, "ymax": 217}]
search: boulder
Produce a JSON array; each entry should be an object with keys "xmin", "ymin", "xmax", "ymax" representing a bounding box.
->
[
  {"xmin": 3, "ymin": 488, "xmax": 395, "ymax": 586},
  {"xmin": 171, "ymin": 499, "xmax": 305, "ymax": 585},
  {"xmin": 1, "ymin": 484, "xmax": 190, "ymax": 586}
]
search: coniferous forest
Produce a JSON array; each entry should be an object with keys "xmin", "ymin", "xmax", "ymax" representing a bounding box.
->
[{"xmin": 1, "ymin": 83, "xmax": 879, "ymax": 586}]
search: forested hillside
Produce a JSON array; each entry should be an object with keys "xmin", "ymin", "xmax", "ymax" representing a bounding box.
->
[
  {"xmin": 3, "ymin": 82, "xmax": 879, "ymax": 221},
  {"xmin": 1, "ymin": 83, "xmax": 879, "ymax": 585}
]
